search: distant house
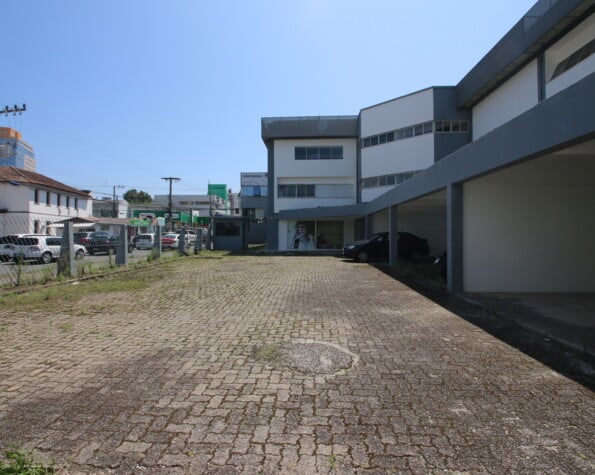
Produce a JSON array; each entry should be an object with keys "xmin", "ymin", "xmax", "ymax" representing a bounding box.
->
[{"xmin": 0, "ymin": 166, "xmax": 92, "ymax": 235}]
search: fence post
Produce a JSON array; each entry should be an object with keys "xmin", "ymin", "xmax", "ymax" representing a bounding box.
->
[
  {"xmin": 116, "ymin": 225, "xmax": 128, "ymax": 266},
  {"xmin": 58, "ymin": 222, "xmax": 75, "ymax": 277}
]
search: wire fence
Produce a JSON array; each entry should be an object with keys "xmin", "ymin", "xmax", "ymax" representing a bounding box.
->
[{"xmin": 0, "ymin": 213, "xmax": 202, "ymax": 288}]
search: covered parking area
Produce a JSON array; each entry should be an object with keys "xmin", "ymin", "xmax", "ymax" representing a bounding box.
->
[{"xmin": 368, "ymin": 72, "xmax": 595, "ymax": 295}]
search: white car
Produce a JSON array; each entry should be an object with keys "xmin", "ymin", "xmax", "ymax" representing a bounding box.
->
[
  {"xmin": 0, "ymin": 234, "xmax": 25, "ymax": 261},
  {"xmin": 135, "ymin": 233, "xmax": 156, "ymax": 250},
  {"xmin": 13, "ymin": 235, "xmax": 87, "ymax": 264}
]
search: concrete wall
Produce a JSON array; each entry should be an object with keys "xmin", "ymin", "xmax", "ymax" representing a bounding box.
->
[
  {"xmin": 472, "ymin": 60, "xmax": 539, "ymax": 140},
  {"xmin": 545, "ymin": 12, "xmax": 595, "ymax": 98},
  {"xmin": 463, "ymin": 153, "xmax": 595, "ymax": 292}
]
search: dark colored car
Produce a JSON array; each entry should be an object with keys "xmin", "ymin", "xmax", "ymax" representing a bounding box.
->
[
  {"xmin": 87, "ymin": 234, "xmax": 133, "ymax": 255},
  {"xmin": 343, "ymin": 231, "xmax": 429, "ymax": 262}
]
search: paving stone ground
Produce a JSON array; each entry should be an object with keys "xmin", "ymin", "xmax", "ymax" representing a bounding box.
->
[{"xmin": 0, "ymin": 255, "xmax": 593, "ymax": 474}]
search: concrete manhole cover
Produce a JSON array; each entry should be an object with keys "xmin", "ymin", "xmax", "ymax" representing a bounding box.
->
[{"xmin": 254, "ymin": 339, "xmax": 358, "ymax": 375}]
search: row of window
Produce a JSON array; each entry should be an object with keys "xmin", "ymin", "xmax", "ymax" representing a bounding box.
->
[
  {"xmin": 361, "ymin": 170, "xmax": 421, "ymax": 189},
  {"xmin": 34, "ymin": 189, "xmax": 80, "ymax": 209},
  {"xmin": 278, "ymin": 184, "xmax": 353, "ymax": 198},
  {"xmin": 551, "ymin": 37, "xmax": 595, "ymax": 80},
  {"xmin": 241, "ymin": 185, "xmax": 268, "ymax": 197},
  {"xmin": 295, "ymin": 146, "xmax": 343, "ymax": 160},
  {"xmin": 361, "ymin": 120, "xmax": 469, "ymax": 148}
]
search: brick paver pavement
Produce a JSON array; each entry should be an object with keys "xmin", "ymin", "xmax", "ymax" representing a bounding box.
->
[{"xmin": 0, "ymin": 256, "xmax": 593, "ymax": 474}]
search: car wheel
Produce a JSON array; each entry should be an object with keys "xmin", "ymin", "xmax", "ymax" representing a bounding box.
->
[
  {"xmin": 40, "ymin": 252, "xmax": 52, "ymax": 264},
  {"xmin": 75, "ymin": 249, "xmax": 85, "ymax": 260},
  {"xmin": 356, "ymin": 251, "xmax": 369, "ymax": 263}
]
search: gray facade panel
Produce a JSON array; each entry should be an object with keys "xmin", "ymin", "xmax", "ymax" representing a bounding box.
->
[
  {"xmin": 266, "ymin": 143, "xmax": 278, "ymax": 250},
  {"xmin": 262, "ymin": 116, "xmax": 358, "ymax": 141},
  {"xmin": 434, "ymin": 133, "xmax": 472, "ymax": 162},
  {"xmin": 368, "ymin": 71, "xmax": 595, "ymax": 214}
]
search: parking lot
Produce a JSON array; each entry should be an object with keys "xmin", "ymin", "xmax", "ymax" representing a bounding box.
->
[{"xmin": 0, "ymin": 255, "xmax": 593, "ymax": 473}]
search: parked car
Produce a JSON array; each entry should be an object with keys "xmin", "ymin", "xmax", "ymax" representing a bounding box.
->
[
  {"xmin": 73, "ymin": 231, "xmax": 94, "ymax": 245},
  {"xmin": 161, "ymin": 233, "xmax": 180, "ymax": 250},
  {"xmin": 87, "ymin": 234, "xmax": 132, "ymax": 255},
  {"xmin": 343, "ymin": 231, "xmax": 430, "ymax": 263},
  {"xmin": 0, "ymin": 235, "xmax": 24, "ymax": 261},
  {"xmin": 13, "ymin": 235, "xmax": 87, "ymax": 264},
  {"xmin": 135, "ymin": 233, "xmax": 156, "ymax": 250}
]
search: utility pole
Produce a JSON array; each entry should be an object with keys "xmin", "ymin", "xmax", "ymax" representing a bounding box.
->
[
  {"xmin": 161, "ymin": 177, "xmax": 180, "ymax": 231},
  {"xmin": 112, "ymin": 185, "xmax": 124, "ymax": 218}
]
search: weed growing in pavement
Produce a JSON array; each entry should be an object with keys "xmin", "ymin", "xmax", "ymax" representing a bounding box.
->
[
  {"xmin": 0, "ymin": 448, "xmax": 54, "ymax": 474},
  {"xmin": 253, "ymin": 343, "xmax": 280, "ymax": 362}
]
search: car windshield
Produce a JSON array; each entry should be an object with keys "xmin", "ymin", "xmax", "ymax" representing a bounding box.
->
[
  {"xmin": 138, "ymin": 235, "xmax": 152, "ymax": 240},
  {"xmin": 90, "ymin": 232, "xmax": 109, "ymax": 238},
  {"xmin": 163, "ymin": 234, "xmax": 177, "ymax": 238}
]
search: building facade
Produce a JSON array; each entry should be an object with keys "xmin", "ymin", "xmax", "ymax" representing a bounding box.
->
[
  {"xmin": 0, "ymin": 166, "xmax": 92, "ymax": 235},
  {"xmin": 0, "ymin": 128, "xmax": 36, "ymax": 171},
  {"xmin": 262, "ymin": 0, "xmax": 595, "ymax": 293}
]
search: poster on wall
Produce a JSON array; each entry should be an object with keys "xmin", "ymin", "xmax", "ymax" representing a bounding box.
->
[{"xmin": 287, "ymin": 221, "xmax": 316, "ymax": 250}]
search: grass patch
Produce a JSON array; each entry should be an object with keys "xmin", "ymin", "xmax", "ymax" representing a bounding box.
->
[
  {"xmin": 0, "ymin": 449, "xmax": 54, "ymax": 474},
  {"xmin": 253, "ymin": 343, "xmax": 280, "ymax": 362},
  {"xmin": 0, "ymin": 266, "xmax": 166, "ymax": 313}
]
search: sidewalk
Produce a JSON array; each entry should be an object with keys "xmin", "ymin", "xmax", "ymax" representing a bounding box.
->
[{"xmin": 0, "ymin": 255, "xmax": 593, "ymax": 473}]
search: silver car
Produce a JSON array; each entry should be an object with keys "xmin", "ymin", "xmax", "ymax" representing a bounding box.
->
[{"xmin": 13, "ymin": 235, "xmax": 87, "ymax": 264}]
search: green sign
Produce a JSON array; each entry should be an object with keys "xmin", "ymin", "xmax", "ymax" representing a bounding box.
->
[{"xmin": 129, "ymin": 218, "xmax": 152, "ymax": 226}]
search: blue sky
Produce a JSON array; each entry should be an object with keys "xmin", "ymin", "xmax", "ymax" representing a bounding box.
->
[{"xmin": 1, "ymin": 0, "xmax": 536, "ymax": 199}]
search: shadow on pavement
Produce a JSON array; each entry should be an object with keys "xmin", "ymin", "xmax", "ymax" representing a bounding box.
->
[{"xmin": 375, "ymin": 263, "xmax": 595, "ymax": 392}]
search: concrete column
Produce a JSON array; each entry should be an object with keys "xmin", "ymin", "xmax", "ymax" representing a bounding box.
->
[
  {"xmin": 389, "ymin": 205, "xmax": 399, "ymax": 267},
  {"xmin": 58, "ymin": 221, "xmax": 75, "ymax": 277},
  {"xmin": 116, "ymin": 225, "xmax": 128, "ymax": 266},
  {"xmin": 447, "ymin": 183, "xmax": 463, "ymax": 293}
]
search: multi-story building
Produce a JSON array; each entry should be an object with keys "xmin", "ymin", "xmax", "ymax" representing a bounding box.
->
[
  {"xmin": 0, "ymin": 128, "xmax": 36, "ymax": 171},
  {"xmin": 240, "ymin": 172, "xmax": 269, "ymax": 244},
  {"xmin": 262, "ymin": 0, "xmax": 595, "ymax": 294},
  {"xmin": 153, "ymin": 194, "xmax": 228, "ymax": 217},
  {"xmin": 0, "ymin": 166, "xmax": 92, "ymax": 235}
]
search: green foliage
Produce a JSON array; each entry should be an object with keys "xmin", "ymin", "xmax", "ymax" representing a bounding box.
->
[
  {"xmin": 0, "ymin": 449, "xmax": 54, "ymax": 474},
  {"xmin": 123, "ymin": 189, "xmax": 152, "ymax": 204}
]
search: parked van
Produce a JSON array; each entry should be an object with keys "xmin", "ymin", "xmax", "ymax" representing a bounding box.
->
[{"xmin": 135, "ymin": 233, "xmax": 156, "ymax": 250}]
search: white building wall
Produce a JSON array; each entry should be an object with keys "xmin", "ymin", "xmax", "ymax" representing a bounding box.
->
[
  {"xmin": 274, "ymin": 138, "xmax": 357, "ymax": 213},
  {"xmin": 361, "ymin": 135, "xmax": 434, "ymax": 178},
  {"xmin": 545, "ymin": 12, "xmax": 595, "ymax": 98},
  {"xmin": 463, "ymin": 154, "xmax": 595, "ymax": 292},
  {"xmin": 360, "ymin": 89, "xmax": 434, "ymax": 137},
  {"xmin": 472, "ymin": 60, "xmax": 539, "ymax": 140}
]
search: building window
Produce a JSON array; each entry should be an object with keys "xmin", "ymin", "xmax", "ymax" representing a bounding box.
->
[
  {"xmin": 295, "ymin": 146, "xmax": 343, "ymax": 160},
  {"xmin": 361, "ymin": 119, "xmax": 469, "ymax": 148},
  {"xmin": 74, "ymin": 198, "xmax": 79, "ymax": 210},
  {"xmin": 66, "ymin": 196, "xmax": 70, "ymax": 208},
  {"xmin": 215, "ymin": 222, "xmax": 240, "ymax": 236},
  {"xmin": 361, "ymin": 170, "xmax": 422, "ymax": 189},
  {"xmin": 57, "ymin": 194, "xmax": 61, "ymax": 207},
  {"xmin": 46, "ymin": 191, "xmax": 51, "ymax": 206},
  {"xmin": 551, "ymin": 37, "xmax": 595, "ymax": 80},
  {"xmin": 34, "ymin": 189, "xmax": 40, "ymax": 204},
  {"xmin": 278, "ymin": 184, "xmax": 351, "ymax": 199}
]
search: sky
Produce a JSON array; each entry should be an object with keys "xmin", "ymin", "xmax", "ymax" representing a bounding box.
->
[{"xmin": 1, "ymin": 0, "xmax": 537, "ymax": 199}]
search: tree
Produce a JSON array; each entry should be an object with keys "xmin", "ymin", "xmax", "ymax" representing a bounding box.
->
[{"xmin": 123, "ymin": 189, "xmax": 152, "ymax": 204}]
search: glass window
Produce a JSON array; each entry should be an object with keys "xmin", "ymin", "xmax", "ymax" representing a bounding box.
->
[
  {"xmin": 414, "ymin": 124, "xmax": 423, "ymax": 136},
  {"xmin": 74, "ymin": 198, "xmax": 78, "ymax": 209},
  {"xmin": 460, "ymin": 121, "xmax": 469, "ymax": 132},
  {"xmin": 423, "ymin": 122, "xmax": 433, "ymax": 134},
  {"xmin": 442, "ymin": 121, "xmax": 451, "ymax": 132},
  {"xmin": 34, "ymin": 189, "xmax": 40, "ymax": 204},
  {"xmin": 404, "ymin": 127, "xmax": 413, "ymax": 138},
  {"xmin": 316, "ymin": 221, "xmax": 343, "ymax": 249},
  {"xmin": 452, "ymin": 121, "xmax": 460, "ymax": 132},
  {"xmin": 386, "ymin": 131, "xmax": 394, "ymax": 142},
  {"xmin": 66, "ymin": 196, "xmax": 70, "ymax": 208},
  {"xmin": 435, "ymin": 121, "xmax": 443, "ymax": 132},
  {"xmin": 363, "ymin": 137, "xmax": 371, "ymax": 147},
  {"xmin": 379, "ymin": 176, "xmax": 387, "ymax": 186},
  {"xmin": 370, "ymin": 136, "xmax": 378, "ymax": 146},
  {"xmin": 46, "ymin": 191, "xmax": 51, "ymax": 205},
  {"xmin": 215, "ymin": 222, "xmax": 240, "ymax": 236},
  {"xmin": 395, "ymin": 129, "xmax": 404, "ymax": 140},
  {"xmin": 379, "ymin": 134, "xmax": 387, "ymax": 144},
  {"xmin": 331, "ymin": 147, "xmax": 342, "ymax": 159},
  {"xmin": 387, "ymin": 175, "xmax": 395, "ymax": 185},
  {"xmin": 295, "ymin": 147, "xmax": 307, "ymax": 160},
  {"xmin": 319, "ymin": 147, "xmax": 331, "ymax": 159}
]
